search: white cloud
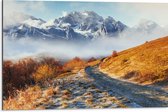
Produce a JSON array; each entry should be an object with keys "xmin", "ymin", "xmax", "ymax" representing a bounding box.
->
[
  {"xmin": 4, "ymin": 1, "xmax": 25, "ymax": 27},
  {"xmin": 118, "ymin": 3, "xmax": 168, "ymax": 27},
  {"xmin": 62, "ymin": 11, "xmax": 68, "ymax": 17},
  {"xmin": 3, "ymin": 26, "xmax": 168, "ymax": 61},
  {"xmin": 3, "ymin": 0, "xmax": 47, "ymax": 27}
]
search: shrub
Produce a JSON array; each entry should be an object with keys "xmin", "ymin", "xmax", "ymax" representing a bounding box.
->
[
  {"xmin": 122, "ymin": 71, "xmax": 139, "ymax": 79},
  {"xmin": 145, "ymin": 41, "xmax": 149, "ymax": 43},
  {"xmin": 87, "ymin": 57, "xmax": 96, "ymax": 63},
  {"xmin": 3, "ymin": 57, "xmax": 63, "ymax": 98},
  {"xmin": 32, "ymin": 64, "xmax": 56, "ymax": 82},
  {"xmin": 3, "ymin": 58, "xmax": 37, "ymax": 98},
  {"xmin": 64, "ymin": 57, "xmax": 86, "ymax": 71},
  {"xmin": 112, "ymin": 50, "xmax": 118, "ymax": 57}
]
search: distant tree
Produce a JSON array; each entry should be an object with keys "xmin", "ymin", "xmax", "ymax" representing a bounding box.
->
[
  {"xmin": 40, "ymin": 57, "xmax": 61, "ymax": 67},
  {"xmin": 112, "ymin": 50, "xmax": 118, "ymax": 57},
  {"xmin": 145, "ymin": 41, "xmax": 149, "ymax": 43},
  {"xmin": 63, "ymin": 57, "xmax": 86, "ymax": 71},
  {"xmin": 73, "ymin": 57, "xmax": 81, "ymax": 61},
  {"xmin": 88, "ymin": 57, "xmax": 96, "ymax": 62}
]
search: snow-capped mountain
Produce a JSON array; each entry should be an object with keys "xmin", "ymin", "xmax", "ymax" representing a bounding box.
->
[
  {"xmin": 5, "ymin": 11, "xmax": 165, "ymax": 41},
  {"xmin": 134, "ymin": 19, "xmax": 161, "ymax": 33},
  {"xmin": 22, "ymin": 16, "xmax": 46, "ymax": 29},
  {"xmin": 3, "ymin": 11, "xmax": 128, "ymax": 41},
  {"xmin": 55, "ymin": 11, "xmax": 104, "ymax": 31}
]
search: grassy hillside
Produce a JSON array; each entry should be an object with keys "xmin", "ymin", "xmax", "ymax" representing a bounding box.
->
[{"xmin": 100, "ymin": 36, "xmax": 168, "ymax": 84}]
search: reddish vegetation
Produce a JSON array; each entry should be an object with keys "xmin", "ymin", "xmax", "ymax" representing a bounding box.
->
[
  {"xmin": 3, "ymin": 56, "xmax": 88, "ymax": 110},
  {"xmin": 33, "ymin": 57, "xmax": 63, "ymax": 83},
  {"xmin": 87, "ymin": 57, "xmax": 97, "ymax": 63},
  {"xmin": 64, "ymin": 57, "xmax": 86, "ymax": 71},
  {"xmin": 3, "ymin": 57, "xmax": 63, "ymax": 98},
  {"xmin": 3, "ymin": 56, "xmax": 87, "ymax": 99},
  {"xmin": 3, "ymin": 58, "xmax": 37, "ymax": 98}
]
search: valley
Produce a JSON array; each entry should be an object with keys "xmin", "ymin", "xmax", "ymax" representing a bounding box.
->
[
  {"xmin": 3, "ymin": 25, "xmax": 168, "ymax": 110},
  {"xmin": 3, "ymin": 1, "xmax": 168, "ymax": 110}
]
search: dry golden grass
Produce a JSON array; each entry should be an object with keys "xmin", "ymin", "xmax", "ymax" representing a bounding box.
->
[
  {"xmin": 3, "ymin": 85, "xmax": 61, "ymax": 110},
  {"xmin": 42, "ymin": 87, "xmax": 54, "ymax": 97},
  {"xmin": 62, "ymin": 90, "xmax": 71, "ymax": 96},
  {"xmin": 54, "ymin": 86, "xmax": 60, "ymax": 94},
  {"xmin": 61, "ymin": 89, "xmax": 72, "ymax": 101},
  {"xmin": 85, "ymin": 98, "xmax": 93, "ymax": 105},
  {"xmin": 87, "ymin": 59, "xmax": 101, "ymax": 67},
  {"xmin": 56, "ymin": 71, "xmax": 75, "ymax": 78},
  {"xmin": 61, "ymin": 102, "xmax": 69, "ymax": 108},
  {"xmin": 62, "ymin": 94, "xmax": 71, "ymax": 100},
  {"xmin": 3, "ymin": 85, "xmax": 43, "ymax": 110},
  {"xmin": 100, "ymin": 36, "xmax": 168, "ymax": 84}
]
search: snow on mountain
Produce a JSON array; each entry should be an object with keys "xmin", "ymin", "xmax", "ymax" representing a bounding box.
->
[
  {"xmin": 53, "ymin": 11, "xmax": 127, "ymax": 38},
  {"xmin": 3, "ymin": 13, "xmax": 88, "ymax": 41},
  {"xmin": 41, "ymin": 19, "xmax": 59, "ymax": 29},
  {"xmin": 22, "ymin": 16, "xmax": 46, "ymax": 28},
  {"xmin": 134, "ymin": 19, "xmax": 161, "ymax": 33},
  {"xmin": 7, "ymin": 11, "xmax": 166, "ymax": 42},
  {"xmin": 98, "ymin": 16, "xmax": 127, "ymax": 36},
  {"xmin": 55, "ymin": 11, "xmax": 104, "ymax": 31}
]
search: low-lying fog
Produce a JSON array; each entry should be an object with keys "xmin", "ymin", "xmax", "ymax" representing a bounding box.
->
[{"xmin": 3, "ymin": 30, "xmax": 168, "ymax": 61}]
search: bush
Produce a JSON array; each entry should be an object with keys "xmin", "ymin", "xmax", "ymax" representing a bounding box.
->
[
  {"xmin": 87, "ymin": 57, "xmax": 96, "ymax": 63},
  {"xmin": 112, "ymin": 50, "xmax": 118, "ymax": 57},
  {"xmin": 3, "ymin": 57, "xmax": 63, "ymax": 98},
  {"xmin": 64, "ymin": 57, "xmax": 86, "ymax": 71},
  {"xmin": 33, "ymin": 64, "xmax": 56, "ymax": 82},
  {"xmin": 3, "ymin": 58, "xmax": 37, "ymax": 98}
]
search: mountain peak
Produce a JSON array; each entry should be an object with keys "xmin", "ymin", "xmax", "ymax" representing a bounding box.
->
[
  {"xmin": 106, "ymin": 16, "xmax": 115, "ymax": 21},
  {"xmin": 134, "ymin": 19, "xmax": 160, "ymax": 33},
  {"xmin": 139, "ymin": 19, "xmax": 158, "ymax": 27},
  {"xmin": 82, "ymin": 11, "xmax": 99, "ymax": 16},
  {"xmin": 4, "ymin": 11, "xmax": 127, "ymax": 41},
  {"xmin": 22, "ymin": 16, "xmax": 46, "ymax": 28}
]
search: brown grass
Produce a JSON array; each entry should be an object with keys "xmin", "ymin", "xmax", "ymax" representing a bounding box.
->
[
  {"xmin": 61, "ymin": 102, "xmax": 69, "ymax": 108},
  {"xmin": 3, "ymin": 85, "xmax": 62, "ymax": 110},
  {"xmin": 100, "ymin": 36, "xmax": 168, "ymax": 84},
  {"xmin": 87, "ymin": 59, "xmax": 101, "ymax": 67},
  {"xmin": 85, "ymin": 98, "xmax": 93, "ymax": 105},
  {"xmin": 3, "ymin": 85, "xmax": 43, "ymax": 110},
  {"xmin": 43, "ymin": 87, "xmax": 54, "ymax": 97}
]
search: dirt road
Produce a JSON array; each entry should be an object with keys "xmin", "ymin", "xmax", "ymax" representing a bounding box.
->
[
  {"xmin": 85, "ymin": 66, "xmax": 168, "ymax": 107},
  {"xmin": 44, "ymin": 68, "xmax": 139, "ymax": 109}
]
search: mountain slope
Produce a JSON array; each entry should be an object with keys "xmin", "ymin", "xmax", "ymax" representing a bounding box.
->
[{"xmin": 100, "ymin": 36, "xmax": 168, "ymax": 84}]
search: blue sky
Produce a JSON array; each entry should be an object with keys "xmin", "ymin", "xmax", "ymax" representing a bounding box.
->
[
  {"xmin": 5, "ymin": 1, "xmax": 168, "ymax": 26},
  {"xmin": 30, "ymin": 2, "xmax": 124, "ymax": 19}
]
